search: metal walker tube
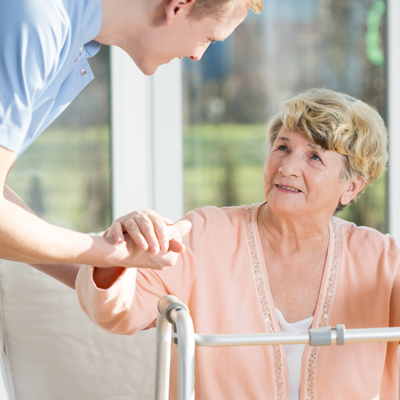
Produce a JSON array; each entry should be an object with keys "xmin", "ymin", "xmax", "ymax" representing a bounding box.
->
[
  {"xmin": 154, "ymin": 313, "xmax": 172, "ymax": 400},
  {"xmin": 170, "ymin": 308, "xmax": 195, "ymax": 400},
  {"xmin": 155, "ymin": 296, "xmax": 195, "ymax": 400}
]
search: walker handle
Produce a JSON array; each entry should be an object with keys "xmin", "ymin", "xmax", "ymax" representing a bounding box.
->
[{"xmin": 158, "ymin": 295, "xmax": 190, "ymax": 325}]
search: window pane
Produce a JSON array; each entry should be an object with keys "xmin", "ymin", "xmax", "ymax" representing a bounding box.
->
[
  {"xmin": 183, "ymin": 0, "xmax": 387, "ymax": 232},
  {"xmin": 8, "ymin": 46, "xmax": 112, "ymax": 233}
]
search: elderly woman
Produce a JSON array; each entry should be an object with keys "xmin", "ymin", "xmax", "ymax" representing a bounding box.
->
[{"xmin": 76, "ymin": 88, "xmax": 396, "ymax": 400}]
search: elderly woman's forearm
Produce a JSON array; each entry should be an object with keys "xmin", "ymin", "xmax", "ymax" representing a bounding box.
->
[{"xmin": 76, "ymin": 266, "xmax": 139, "ymax": 334}]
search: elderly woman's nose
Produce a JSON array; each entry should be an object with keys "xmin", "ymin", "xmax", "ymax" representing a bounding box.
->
[{"xmin": 278, "ymin": 153, "xmax": 302, "ymax": 176}]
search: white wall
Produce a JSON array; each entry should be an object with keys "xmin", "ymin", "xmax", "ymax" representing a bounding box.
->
[{"xmin": 110, "ymin": 47, "xmax": 183, "ymax": 223}]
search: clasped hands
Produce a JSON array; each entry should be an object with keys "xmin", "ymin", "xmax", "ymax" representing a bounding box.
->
[{"xmin": 101, "ymin": 209, "xmax": 192, "ymax": 270}]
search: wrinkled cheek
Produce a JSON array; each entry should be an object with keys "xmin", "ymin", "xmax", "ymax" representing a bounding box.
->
[
  {"xmin": 305, "ymin": 183, "xmax": 326, "ymax": 209},
  {"xmin": 263, "ymin": 181, "xmax": 274, "ymax": 202},
  {"xmin": 263, "ymin": 159, "xmax": 277, "ymax": 198}
]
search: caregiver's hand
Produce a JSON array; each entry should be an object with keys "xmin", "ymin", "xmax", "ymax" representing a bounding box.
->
[
  {"xmin": 107, "ymin": 210, "xmax": 192, "ymax": 267},
  {"xmin": 93, "ymin": 212, "xmax": 191, "ymax": 288},
  {"xmin": 109, "ymin": 209, "xmax": 186, "ymax": 254}
]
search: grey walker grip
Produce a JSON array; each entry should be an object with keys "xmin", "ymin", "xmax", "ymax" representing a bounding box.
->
[
  {"xmin": 309, "ymin": 326, "xmax": 332, "ymax": 346},
  {"xmin": 158, "ymin": 295, "xmax": 190, "ymax": 325},
  {"xmin": 335, "ymin": 324, "xmax": 345, "ymax": 345}
]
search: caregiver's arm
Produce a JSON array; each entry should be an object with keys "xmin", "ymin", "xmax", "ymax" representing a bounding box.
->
[
  {"xmin": 0, "ymin": 146, "xmax": 190, "ymax": 270},
  {"xmin": 4, "ymin": 184, "xmax": 81, "ymax": 288},
  {"xmin": 0, "ymin": 147, "xmax": 104, "ymax": 265},
  {"xmin": 4, "ymin": 185, "xmax": 92, "ymax": 288}
]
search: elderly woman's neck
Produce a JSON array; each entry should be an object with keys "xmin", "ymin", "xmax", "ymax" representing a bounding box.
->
[{"xmin": 257, "ymin": 204, "xmax": 330, "ymax": 254}]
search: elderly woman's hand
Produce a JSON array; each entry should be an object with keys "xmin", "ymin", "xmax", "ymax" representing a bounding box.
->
[
  {"xmin": 105, "ymin": 210, "xmax": 192, "ymax": 269},
  {"xmin": 92, "ymin": 211, "xmax": 192, "ymax": 289},
  {"xmin": 108, "ymin": 209, "xmax": 188, "ymax": 254}
]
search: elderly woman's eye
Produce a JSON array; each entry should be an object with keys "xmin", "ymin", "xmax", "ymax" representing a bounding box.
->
[
  {"xmin": 277, "ymin": 144, "xmax": 287, "ymax": 151},
  {"xmin": 310, "ymin": 153, "xmax": 321, "ymax": 161}
]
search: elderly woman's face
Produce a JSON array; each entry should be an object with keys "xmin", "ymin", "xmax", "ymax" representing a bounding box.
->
[{"xmin": 263, "ymin": 127, "xmax": 350, "ymax": 217}]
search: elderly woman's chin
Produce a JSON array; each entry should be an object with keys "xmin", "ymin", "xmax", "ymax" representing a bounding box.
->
[
  {"xmin": 265, "ymin": 192, "xmax": 305, "ymax": 215},
  {"xmin": 264, "ymin": 184, "xmax": 312, "ymax": 216},
  {"xmin": 266, "ymin": 189, "xmax": 339, "ymax": 217}
]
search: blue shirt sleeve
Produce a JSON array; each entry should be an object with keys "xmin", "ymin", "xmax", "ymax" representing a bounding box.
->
[{"xmin": 0, "ymin": 0, "xmax": 68, "ymax": 153}]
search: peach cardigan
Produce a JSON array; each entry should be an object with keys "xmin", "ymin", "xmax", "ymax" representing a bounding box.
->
[{"xmin": 76, "ymin": 203, "xmax": 400, "ymax": 400}]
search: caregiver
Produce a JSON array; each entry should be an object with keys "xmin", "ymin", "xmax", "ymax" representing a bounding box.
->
[{"xmin": 0, "ymin": 0, "xmax": 262, "ymax": 288}]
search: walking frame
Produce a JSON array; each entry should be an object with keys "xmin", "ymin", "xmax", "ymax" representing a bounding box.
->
[{"xmin": 154, "ymin": 295, "xmax": 400, "ymax": 400}]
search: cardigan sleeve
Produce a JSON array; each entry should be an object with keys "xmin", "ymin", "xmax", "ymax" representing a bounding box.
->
[{"xmin": 76, "ymin": 209, "xmax": 205, "ymax": 335}]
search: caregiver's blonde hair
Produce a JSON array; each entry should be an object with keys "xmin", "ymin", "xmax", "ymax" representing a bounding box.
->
[
  {"xmin": 189, "ymin": 0, "xmax": 263, "ymax": 20},
  {"xmin": 266, "ymin": 88, "xmax": 388, "ymax": 210}
]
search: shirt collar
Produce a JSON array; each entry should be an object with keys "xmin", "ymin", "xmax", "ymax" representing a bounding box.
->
[
  {"xmin": 84, "ymin": 40, "xmax": 101, "ymax": 58},
  {"xmin": 81, "ymin": 0, "xmax": 103, "ymax": 48}
]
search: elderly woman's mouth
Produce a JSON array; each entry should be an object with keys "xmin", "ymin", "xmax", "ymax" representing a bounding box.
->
[{"xmin": 276, "ymin": 184, "xmax": 302, "ymax": 193}]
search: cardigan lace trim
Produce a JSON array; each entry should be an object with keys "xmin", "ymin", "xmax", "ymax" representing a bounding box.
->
[
  {"xmin": 305, "ymin": 217, "xmax": 341, "ymax": 400},
  {"xmin": 246, "ymin": 204, "xmax": 285, "ymax": 399},
  {"xmin": 246, "ymin": 204, "xmax": 342, "ymax": 400}
]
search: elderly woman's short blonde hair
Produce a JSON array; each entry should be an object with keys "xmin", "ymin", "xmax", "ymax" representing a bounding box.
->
[{"xmin": 266, "ymin": 88, "xmax": 388, "ymax": 212}]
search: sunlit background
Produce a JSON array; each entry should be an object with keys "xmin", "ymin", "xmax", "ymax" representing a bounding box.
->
[
  {"xmin": 182, "ymin": 0, "xmax": 387, "ymax": 232},
  {"xmin": 8, "ymin": 0, "xmax": 388, "ymax": 234}
]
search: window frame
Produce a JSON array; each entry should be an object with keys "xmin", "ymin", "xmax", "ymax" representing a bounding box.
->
[{"xmin": 388, "ymin": 0, "xmax": 400, "ymax": 242}]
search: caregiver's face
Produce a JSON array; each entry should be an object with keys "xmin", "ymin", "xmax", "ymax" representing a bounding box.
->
[
  {"xmin": 133, "ymin": 0, "xmax": 248, "ymax": 75},
  {"xmin": 263, "ymin": 127, "xmax": 349, "ymax": 217}
]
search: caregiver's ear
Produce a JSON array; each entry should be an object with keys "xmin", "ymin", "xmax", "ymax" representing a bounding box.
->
[
  {"xmin": 164, "ymin": 0, "xmax": 195, "ymax": 25},
  {"xmin": 339, "ymin": 176, "xmax": 366, "ymax": 206}
]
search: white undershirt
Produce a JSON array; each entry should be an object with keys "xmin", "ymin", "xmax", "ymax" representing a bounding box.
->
[{"xmin": 275, "ymin": 308, "xmax": 314, "ymax": 400}]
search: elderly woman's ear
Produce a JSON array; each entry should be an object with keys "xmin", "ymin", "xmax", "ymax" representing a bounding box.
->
[{"xmin": 339, "ymin": 176, "xmax": 366, "ymax": 206}]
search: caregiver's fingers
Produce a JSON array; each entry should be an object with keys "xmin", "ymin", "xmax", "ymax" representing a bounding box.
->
[
  {"xmin": 108, "ymin": 210, "xmax": 165, "ymax": 253},
  {"xmin": 131, "ymin": 214, "xmax": 192, "ymax": 254},
  {"xmin": 109, "ymin": 221, "xmax": 125, "ymax": 243},
  {"xmin": 109, "ymin": 211, "xmax": 192, "ymax": 255},
  {"xmin": 126, "ymin": 213, "xmax": 161, "ymax": 253},
  {"xmin": 109, "ymin": 218, "xmax": 148, "ymax": 250},
  {"xmin": 147, "ymin": 213, "xmax": 171, "ymax": 252}
]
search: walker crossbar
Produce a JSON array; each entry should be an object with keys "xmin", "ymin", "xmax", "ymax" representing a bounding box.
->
[
  {"xmin": 188, "ymin": 326, "xmax": 400, "ymax": 347},
  {"xmin": 154, "ymin": 295, "xmax": 400, "ymax": 400}
]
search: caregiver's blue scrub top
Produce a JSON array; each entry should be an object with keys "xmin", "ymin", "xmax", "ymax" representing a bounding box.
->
[{"xmin": 0, "ymin": 0, "xmax": 102, "ymax": 155}]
